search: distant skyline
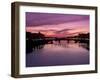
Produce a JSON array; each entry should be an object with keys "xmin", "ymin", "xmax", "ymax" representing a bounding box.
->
[{"xmin": 26, "ymin": 12, "xmax": 89, "ymax": 37}]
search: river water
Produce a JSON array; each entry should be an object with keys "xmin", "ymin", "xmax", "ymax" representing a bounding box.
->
[{"xmin": 26, "ymin": 40, "xmax": 89, "ymax": 67}]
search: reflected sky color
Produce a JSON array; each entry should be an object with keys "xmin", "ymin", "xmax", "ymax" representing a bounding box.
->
[
  {"xmin": 26, "ymin": 12, "xmax": 89, "ymax": 37},
  {"xmin": 26, "ymin": 41, "xmax": 89, "ymax": 67}
]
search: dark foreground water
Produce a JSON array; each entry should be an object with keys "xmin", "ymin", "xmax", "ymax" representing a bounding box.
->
[{"xmin": 26, "ymin": 40, "xmax": 89, "ymax": 67}]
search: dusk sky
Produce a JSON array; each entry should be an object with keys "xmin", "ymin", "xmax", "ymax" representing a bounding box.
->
[{"xmin": 26, "ymin": 12, "xmax": 89, "ymax": 37}]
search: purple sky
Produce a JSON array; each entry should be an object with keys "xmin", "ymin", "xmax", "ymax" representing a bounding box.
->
[
  {"xmin": 26, "ymin": 12, "xmax": 89, "ymax": 37},
  {"xmin": 26, "ymin": 12, "xmax": 89, "ymax": 27}
]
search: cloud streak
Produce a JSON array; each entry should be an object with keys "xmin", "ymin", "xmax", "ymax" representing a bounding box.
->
[
  {"xmin": 26, "ymin": 12, "xmax": 89, "ymax": 37},
  {"xmin": 26, "ymin": 12, "xmax": 89, "ymax": 27}
]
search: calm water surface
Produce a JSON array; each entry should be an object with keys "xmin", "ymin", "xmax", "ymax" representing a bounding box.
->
[{"xmin": 26, "ymin": 40, "xmax": 89, "ymax": 67}]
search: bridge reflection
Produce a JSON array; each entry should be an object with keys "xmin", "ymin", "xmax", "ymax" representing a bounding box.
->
[{"xmin": 26, "ymin": 38, "xmax": 89, "ymax": 53}]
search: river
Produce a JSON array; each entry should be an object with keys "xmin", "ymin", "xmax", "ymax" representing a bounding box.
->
[{"xmin": 26, "ymin": 40, "xmax": 89, "ymax": 67}]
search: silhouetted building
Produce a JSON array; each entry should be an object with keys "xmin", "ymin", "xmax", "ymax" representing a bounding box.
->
[
  {"xmin": 78, "ymin": 33, "xmax": 89, "ymax": 39},
  {"xmin": 26, "ymin": 32, "xmax": 45, "ymax": 39},
  {"xmin": 26, "ymin": 32, "xmax": 45, "ymax": 53}
]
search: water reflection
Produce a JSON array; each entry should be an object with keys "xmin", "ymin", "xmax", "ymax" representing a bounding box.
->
[
  {"xmin": 26, "ymin": 40, "xmax": 89, "ymax": 67},
  {"xmin": 26, "ymin": 40, "xmax": 89, "ymax": 53}
]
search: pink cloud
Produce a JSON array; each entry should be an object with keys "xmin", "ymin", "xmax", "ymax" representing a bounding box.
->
[{"xmin": 26, "ymin": 20, "xmax": 89, "ymax": 37}]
